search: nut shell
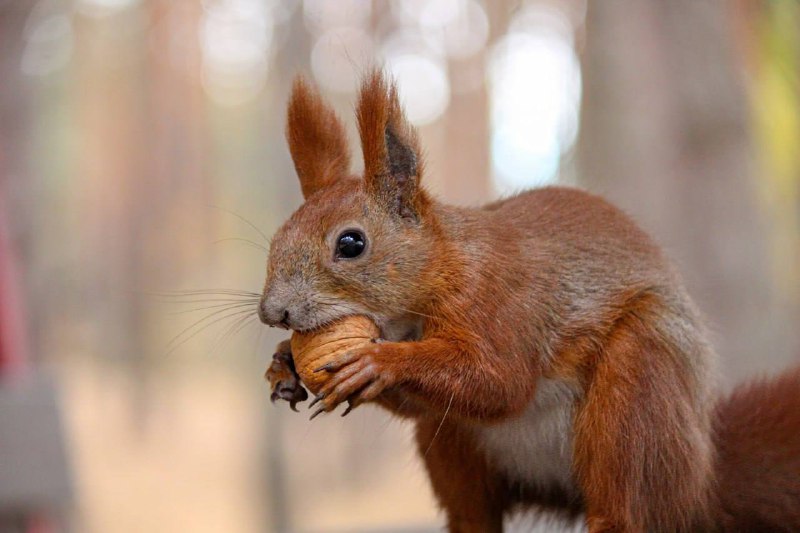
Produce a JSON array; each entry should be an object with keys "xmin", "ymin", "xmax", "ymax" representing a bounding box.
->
[{"xmin": 290, "ymin": 315, "xmax": 380, "ymax": 395}]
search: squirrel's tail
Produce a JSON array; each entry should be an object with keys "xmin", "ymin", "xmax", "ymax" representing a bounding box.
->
[{"xmin": 711, "ymin": 365, "xmax": 800, "ymax": 531}]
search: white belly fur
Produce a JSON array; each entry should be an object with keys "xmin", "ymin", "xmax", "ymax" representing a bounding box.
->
[{"xmin": 474, "ymin": 377, "xmax": 579, "ymax": 493}]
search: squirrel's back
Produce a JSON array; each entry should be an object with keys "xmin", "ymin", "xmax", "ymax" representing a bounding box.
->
[
  {"xmin": 436, "ymin": 186, "xmax": 700, "ymax": 362},
  {"xmin": 479, "ymin": 186, "xmax": 669, "ymax": 284}
]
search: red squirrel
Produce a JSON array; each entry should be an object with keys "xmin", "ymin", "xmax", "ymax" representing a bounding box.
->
[{"xmin": 261, "ymin": 70, "xmax": 800, "ymax": 532}]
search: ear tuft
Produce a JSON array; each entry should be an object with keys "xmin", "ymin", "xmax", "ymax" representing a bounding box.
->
[
  {"xmin": 286, "ymin": 76, "xmax": 351, "ymax": 199},
  {"xmin": 356, "ymin": 69, "xmax": 427, "ymax": 220}
]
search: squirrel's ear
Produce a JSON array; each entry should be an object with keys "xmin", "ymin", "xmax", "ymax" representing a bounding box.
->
[
  {"xmin": 356, "ymin": 70, "xmax": 427, "ymax": 221},
  {"xmin": 286, "ymin": 76, "xmax": 351, "ymax": 199}
]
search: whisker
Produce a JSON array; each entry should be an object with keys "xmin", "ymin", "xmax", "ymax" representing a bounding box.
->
[
  {"xmin": 208, "ymin": 313, "xmax": 259, "ymax": 357},
  {"xmin": 214, "ymin": 237, "xmax": 268, "ymax": 254},
  {"xmin": 165, "ymin": 306, "xmax": 258, "ymax": 356},
  {"xmin": 154, "ymin": 294, "xmax": 260, "ymax": 302},
  {"xmin": 159, "ymin": 298, "xmax": 260, "ymax": 306},
  {"xmin": 424, "ymin": 391, "xmax": 455, "ymax": 458},
  {"xmin": 208, "ymin": 204, "xmax": 269, "ymax": 243},
  {"xmin": 372, "ymin": 396, "xmax": 411, "ymax": 446},
  {"xmin": 151, "ymin": 293, "xmax": 260, "ymax": 305},
  {"xmin": 231, "ymin": 315, "xmax": 259, "ymax": 340},
  {"xmin": 165, "ymin": 308, "xmax": 257, "ymax": 358},
  {"xmin": 170, "ymin": 301, "xmax": 259, "ymax": 315},
  {"xmin": 168, "ymin": 306, "xmax": 256, "ymax": 348},
  {"xmin": 152, "ymin": 288, "xmax": 260, "ymax": 297},
  {"xmin": 251, "ymin": 323, "xmax": 266, "ymax": 361}
]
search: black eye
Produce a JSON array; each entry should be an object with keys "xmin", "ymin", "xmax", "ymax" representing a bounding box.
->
[{"xmin": 336, "ymin": 231, "xmax": 366, "ymax": 259}]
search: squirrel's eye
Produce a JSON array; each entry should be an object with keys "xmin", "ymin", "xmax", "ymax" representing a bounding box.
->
[{"xmin": 336, "ymin": 231, "xmax": 366, "ymax": 259}]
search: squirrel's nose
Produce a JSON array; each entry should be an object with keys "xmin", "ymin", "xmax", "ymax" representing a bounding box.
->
[{"xmin": 259, "ymin": 298, "xmax": 291, "ymax": 329}]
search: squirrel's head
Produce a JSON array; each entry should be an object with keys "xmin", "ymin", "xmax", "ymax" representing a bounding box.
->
[{"xmin": 260, "ymin": 70, "xmax": 434, "ymax": 333}]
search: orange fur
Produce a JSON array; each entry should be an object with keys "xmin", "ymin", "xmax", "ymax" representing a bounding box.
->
[
  {"xmin": 356, "ymin": 71, "xmax": 429, "ymax": 219},
  {"xmin": 285, "ymin": 77, "xmax": 350, "ymax": 199},
  {"xmin": 713, "ymin": 365, "xmax": 800, "ymax": 530},
  {"xmin": 264, "ymin": 70, "xmax": 800, "ymax": 532}
]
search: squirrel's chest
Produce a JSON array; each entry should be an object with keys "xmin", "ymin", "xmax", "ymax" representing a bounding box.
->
[{"xmin": 473, "ymin": 377, "xmax": 579, "ymax": 494}]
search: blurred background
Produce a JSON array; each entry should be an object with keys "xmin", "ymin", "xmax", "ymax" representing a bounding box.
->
[{"xmin": 0, "ymin": 0, "xmax": 798, "ymax": 532}]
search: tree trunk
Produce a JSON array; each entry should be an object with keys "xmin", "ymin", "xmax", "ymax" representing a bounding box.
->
[{"xmin": 577, "ymin": 0, "xmax": 797, "ymax": 385}]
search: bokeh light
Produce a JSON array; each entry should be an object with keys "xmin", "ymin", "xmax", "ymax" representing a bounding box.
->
[
  {"xmin": 21, "ymin": 4, "xmax": 73, "ymax": 77},
  {"xmin": 489, "ymin": 3, "xmax": 581, "ymax": 193},
  {"xmin": 76, "ymin": 0, "xmax": 140, "ymax": 19},
  {"xmin": 303, "ymin": 0, "xmax": 372, "ymax": 35},
  {"xmin": 386, "ymin": 53, "xmax": 450, "ymax": 125},
  {"xmin": 380, "ymin": 27, "xmax": 451, "ymax": 126},
  {"xmin": 200, "ymin": 0, "xmax": 274, "ymax": 106},
  {"xmin": 419, "ymin": 0, "xmax": 489, "ymax": 60},
  {"xmin": 310, "ymin": 27, "xmax": 373, "ymax": 94}
]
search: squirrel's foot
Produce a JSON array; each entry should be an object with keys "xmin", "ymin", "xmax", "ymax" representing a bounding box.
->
[
  {"xmin": 308, "ymin": 343, "xmax": 399, "ymax": 419},
  {"xmin": 265, "ymin": 340, "xmax": 308, "ymax": 411}
]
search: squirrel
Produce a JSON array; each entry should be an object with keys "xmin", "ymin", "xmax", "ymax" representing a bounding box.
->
[{"xmin": 261, "ymin": 70, "xmax": 800, "ymax": 532}]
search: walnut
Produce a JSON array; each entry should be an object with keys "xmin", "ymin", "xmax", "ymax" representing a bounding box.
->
[{"xmin": 290, "ymin": 315, "xmax": 380, "ymax": 395}]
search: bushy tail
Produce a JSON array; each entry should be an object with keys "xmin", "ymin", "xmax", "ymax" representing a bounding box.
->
[{"xmin": 712, "ymin": 365, "xmax": 800, "ymax": 531}]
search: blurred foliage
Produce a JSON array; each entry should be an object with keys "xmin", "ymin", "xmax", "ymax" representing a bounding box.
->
[{"xmin": 754, "ymin": 0, "xmax": 800, "ymax": 300}]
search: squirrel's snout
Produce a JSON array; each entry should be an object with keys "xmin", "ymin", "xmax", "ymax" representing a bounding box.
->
[{"xmin": 259, "ymin": 296, "xmax": 291, "ymax": 329}]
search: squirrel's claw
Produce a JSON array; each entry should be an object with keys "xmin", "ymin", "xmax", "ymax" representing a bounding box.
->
[
  {"xmin": 341, "ymin": 400, "xmax": 357, "ymax": 417},
  {"xmin": 308, "ymin": 345, "xmax": 396, "ymax": 416},
  {"xmin": 270, "ymin": 380, "xmax": 308, "ymax": 411},
  {"xmin": 309, "ymin": 393, "xmax": 324, "ymax": 409}
]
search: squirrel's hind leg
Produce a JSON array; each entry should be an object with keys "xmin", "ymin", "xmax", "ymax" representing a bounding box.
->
[{"xmin": 573, "ymin": 310, "xmax": 714, "ymax": 532}]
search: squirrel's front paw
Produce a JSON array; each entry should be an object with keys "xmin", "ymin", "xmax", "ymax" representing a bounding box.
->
[
  {"xmin": 308, "ymin": 343, "xmax": 399, "ymax": 419},
  {"xmin": 265, "ymin": 340, "xmax": 308, "ymax": 411}
]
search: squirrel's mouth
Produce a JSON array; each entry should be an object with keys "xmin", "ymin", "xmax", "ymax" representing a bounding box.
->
[
  {"xmin": 290, "ymin": 314, "xmax": 373, "ymax": 337},
  {"xmin": 289, "ymin": 317, "xmax": 349, "ymax": 335},
  {"xmin": 288, "ymin": 313, "xmax": 424, "ymax": 343}
]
